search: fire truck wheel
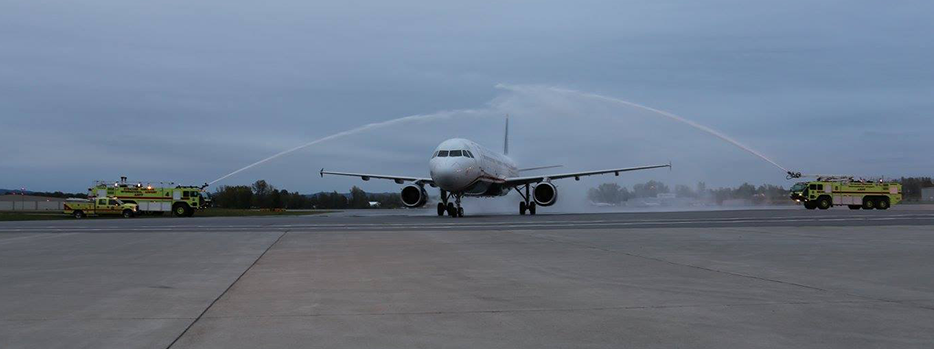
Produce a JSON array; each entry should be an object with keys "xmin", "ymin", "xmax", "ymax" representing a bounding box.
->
[
  {"xmin": 73, "ymin": 211, "xmax": 85, "ymax": 219},
  {"xmin": 816, "ymin": 196, "xmax": 831, "ymax": 210},
  {"xmin": 185, "ymin": 207, "xmax": 195, "ymax": 217},
  {"xmin": 876, "ymin": 198, "xmax": 889, "ymax": 210},
  {"xmin": 862, "ymin": 197, "xmax": 875, "ymax": 210},
  {"xmin": 848, "ymin": 205, "xmax": 861, "ymax": 210},
  {"xmin": 122, "ymin": 210, "xmax": 135, "ymax": 218},
  {"xmin": 173, "ymin": 204, "xmax": 189, "ymax": 217},
  {"xmin": 803, "ymin": 201, "xmax": 817, "ymax": 210}
]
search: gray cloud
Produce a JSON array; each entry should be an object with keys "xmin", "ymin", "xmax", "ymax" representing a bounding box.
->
[{"xmin": 2, "ymin": 0, "xmax": 932, "ymax": 192}]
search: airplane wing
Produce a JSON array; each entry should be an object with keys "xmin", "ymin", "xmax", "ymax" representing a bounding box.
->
[
  {"xmin": 518, "ymin": 165, "xmax": 563, "ymax": 172},
  {"xmin": 319, "ymin": 169, "xmax": 435, "ymax": 186},
  {"xmin": 504, "ymin": 163, "xmax": 671, "ymax": 186}
]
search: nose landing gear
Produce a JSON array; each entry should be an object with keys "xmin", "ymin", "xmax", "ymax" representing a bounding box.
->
[{"xmin": 438, "ymin": 190, "xmax": 464, "ymax": 218}]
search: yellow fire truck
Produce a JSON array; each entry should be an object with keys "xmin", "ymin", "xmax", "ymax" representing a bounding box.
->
[
  {"xmin": 64, "ymin": 197, "xmax": 138, "ymax": 219},
  {"xmin": 789, "ymin": 177, "xmax": 902, "ymax": 210},
  {"xmin": 89, "ymin": 177, "xmax": 209, "ymax": 217}
]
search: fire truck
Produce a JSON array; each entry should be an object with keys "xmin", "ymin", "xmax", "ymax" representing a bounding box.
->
[
  {"xmin": 64, "ymin": 197, "xmax": 138, "ymax": 219},
  {"xmin": 789, "ymin": 176, "xmax": 902, "ymax": 210},
  {"xmin": 89, "ymin": 177, "xmax": 209, "ymax": 217}
]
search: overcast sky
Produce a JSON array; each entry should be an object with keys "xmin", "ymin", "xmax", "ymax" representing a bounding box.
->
[{"xmin": 2, "ymin": 0, "xmax": 932, "ymax": 193}]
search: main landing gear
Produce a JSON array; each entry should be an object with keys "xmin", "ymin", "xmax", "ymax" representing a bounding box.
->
[
  {"xmin": 515, "ymin": 184, "xmax": 536, "ymax": 215},
  {"xmin": 437, "ymin": 190, "xmax": 464, "ymax": 218}
]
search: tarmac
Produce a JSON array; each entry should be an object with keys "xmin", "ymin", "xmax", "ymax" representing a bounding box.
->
[{"xmin": 2, "ymin": 207, "xmax": 934, "ymax": 348}]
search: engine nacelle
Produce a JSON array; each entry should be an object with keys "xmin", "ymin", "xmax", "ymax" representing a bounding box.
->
[
  {"xmin": 400, "ymin": 185, "xmax": 428, "ymax": 208},
  {"xmin": 533, "ymin": 182, "xmax": 558, "ymax": 207}
]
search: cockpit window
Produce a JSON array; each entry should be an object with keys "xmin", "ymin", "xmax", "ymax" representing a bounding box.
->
[
  {"xmin": 464, "ymin": 150, "xmax": 473, "ymax": 158},
  {"xmin": 437, "ymin": 150, "xmax": 449, "ymax": 157},
  {"xmin": 449, "ymin": 150, "xmax": 463, "ymax": 157}
]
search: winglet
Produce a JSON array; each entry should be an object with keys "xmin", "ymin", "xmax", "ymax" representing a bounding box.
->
[
  {"xmin": 320, "ymin": 168, "xmax": 325, "ymax": 178},
  {"xmin": 668, "ymin": 160, "xmax": 672, "ymax": 171}
]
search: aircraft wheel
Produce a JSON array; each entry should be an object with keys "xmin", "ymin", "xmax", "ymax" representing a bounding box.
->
[
  {"xmin": 447, "ymin": 203, "xmax": 456, "ymax": 217},
  {"xmin": 519, "ymin": 201, "xmax": 527, "ymax": 215},
  {"xmin": 457, "ymin": 207, "xmax": 464, "ymax": 217},
  {"xmin": 529, "ymin": 202, "xmax": 536, "ymax": 215},
  {"xmin": 876, "ymin": 197, "xmax": 889, "ymax": 210},
  {"xmin": 437, "ymin": 203, "xmax": 445, "ymax": 216}
]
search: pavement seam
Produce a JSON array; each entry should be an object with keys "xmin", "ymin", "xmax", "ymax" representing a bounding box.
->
[
  {"xmin": 195, "ymin": 299, "xmax": 887, "ymax": 319},
  {"xmin": 164, "ymin": 229, "xmax": 289, "ymax": 349},
  {"xmin": 0, "ymin": 317, "xmax": 197, "ymax": 321}
]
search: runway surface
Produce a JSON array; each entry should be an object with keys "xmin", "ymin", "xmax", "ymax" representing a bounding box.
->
[{"xmin": 2, "ymin": 208, "xmax": 934, "ymax": 348}]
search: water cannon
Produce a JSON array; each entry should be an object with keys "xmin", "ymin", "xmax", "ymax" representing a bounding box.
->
[{"xmin": 200, "ymin": 183, "xmax": 210, "ymax": 190}]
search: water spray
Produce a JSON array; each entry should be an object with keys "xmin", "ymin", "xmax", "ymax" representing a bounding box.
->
[
  {"xmin": 211, "ymin": 84, "xmax": 804, "ymax": 187},
  {"xmin": 208, "ymin": 109, "xmax": 486, "ymax": 186},
  {"xmin": 497, "ymin": 84, "xmax": 799, "ymax": 178}
]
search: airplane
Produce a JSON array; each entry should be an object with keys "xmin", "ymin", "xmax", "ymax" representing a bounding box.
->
[{"xmin": 320, "ymin": 117, "xmax": 670, "ymax": 217}]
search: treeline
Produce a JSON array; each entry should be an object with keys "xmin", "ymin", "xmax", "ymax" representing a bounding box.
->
[
  {"xmin": 588, "ymin": 181, "xmax": 789, "ymax": 205},
  {"xmin": 896, "ymin": 177, "xmax": 933, "ymax": 202},
  {"xmin": 589, "ymin": 177, "xmax": 934, "ymax": 205},
  {"xmin": 211, "ymin": 180, "xmax": 403, "ymax": 209}
]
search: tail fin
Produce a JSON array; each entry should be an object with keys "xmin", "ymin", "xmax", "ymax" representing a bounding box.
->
[{"xmin": 503, "ymin": 114, "xmax": 509, "ymax": 155}]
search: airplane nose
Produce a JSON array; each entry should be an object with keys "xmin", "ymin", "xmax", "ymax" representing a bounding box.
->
[
  {"xmin": 433, "ymin": 166, "xmax": 459, "ymax": 188},
  {"xmin": 432, "ymin": 160, "xmax": 472, "ymax": 190}
]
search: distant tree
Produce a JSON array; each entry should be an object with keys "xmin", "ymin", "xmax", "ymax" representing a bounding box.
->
[
  {"xmin": 269, "ymin": 189, "xmax": 282, "ymax": 208},
  {"xmin": 285, "ymin": 190, "xmax": 305, "ymax": 209},
  {"xmin": 371, "ymin": 192, "xmax": 404, "ymax": 208},
  {"xmin": 235, "ymin": 186, "xmax": 253, "ymax": 208},
  {"xmin": 734, "ymin": 183, "xmax": 757, "ymax": 199},
  {"xmin": 251, "ymin": 180, "xmax": 276, "ymax": 207},
  {"xmin": 675, "ymin": 184, "xmax": 696, "ymax": 198},
  {"xmin": 325, "ymin": 191, "xmax": 348, "ymax": 209},
  {"xmin": 588, "ymin": 183, "xmax": 625, "ymax": 204},
  {"xmin": 632, "ymin": 180, "xmax": 669, "ymax": 198},
  {"xmin": 212, "ymin": 185, "xmax": 253, "ymax": 209},
  {"xmin": 349, "ymin": 186, "xmax": 369, "ymax": 209},
  {"xmin": 696, "ymin": 182, "xmax": 707, "ymax": 197},
  {"xmin": 897, "ymin": 177, "xmax": 934, "ymax": 202}
]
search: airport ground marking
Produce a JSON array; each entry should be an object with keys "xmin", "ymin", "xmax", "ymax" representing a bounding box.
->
[
  {"xmin": 198, "ymin": 299, "xmax": 885, "ymax": 319},
  {"xmin": 1, "ymin": 214, "xmax": 934, "ymax": 233},
  {"xmin": 164, "ymin": 230, "xmax": 289, "ymax": 349}
]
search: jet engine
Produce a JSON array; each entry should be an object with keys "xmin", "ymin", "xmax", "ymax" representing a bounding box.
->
[
  {"xmin": 533, "ymin": 182, "xmax": 557, "ymax": 207},
  {"xmin": 400, "ymin": 184, "xmax": 428, "ymax": 208}
]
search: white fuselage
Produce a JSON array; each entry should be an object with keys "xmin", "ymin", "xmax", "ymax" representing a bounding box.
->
[{"xmin": 428, "ymin": 138, "xmax": 518, "ymax": 196}]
